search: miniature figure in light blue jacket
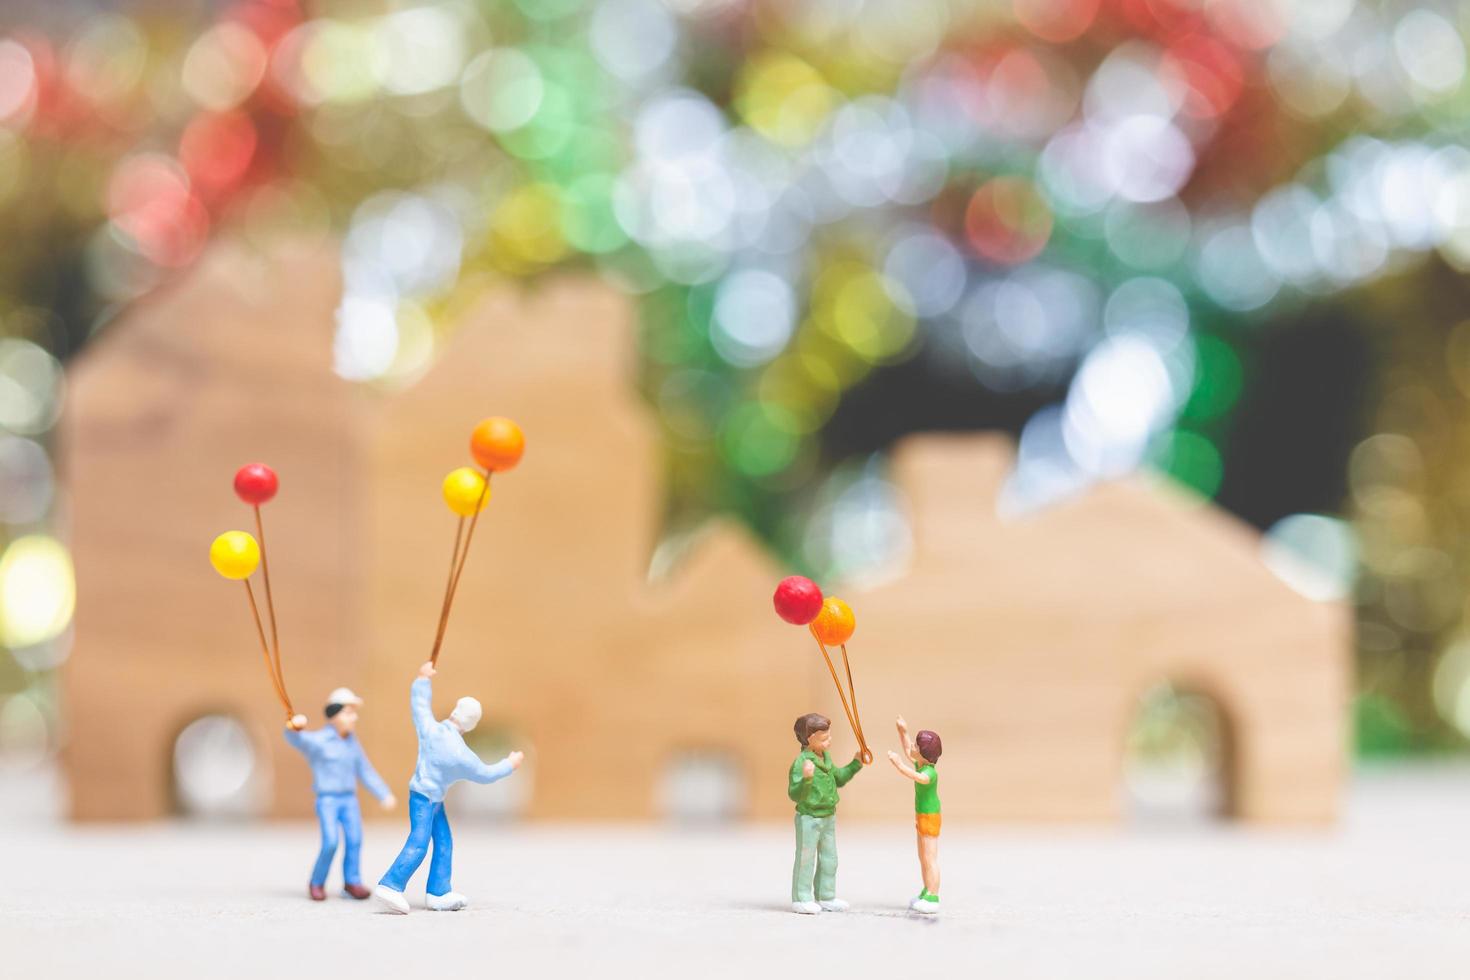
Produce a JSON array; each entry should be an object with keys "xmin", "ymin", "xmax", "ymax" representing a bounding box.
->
[
  {"xmin": 284, "ymin": 687, "xmax": 396, "ymax": 902},
  {"xmin": 373, "ymin": 661, "xmax": 523, "ymax": 914}
]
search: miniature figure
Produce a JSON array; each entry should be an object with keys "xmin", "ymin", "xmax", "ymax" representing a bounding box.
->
[
  {"xmin": 788, "ymin": 712, "xmax": 867, "ymax": 914},
  {"xmin": 284, "ymin": 688, "xmax": 396, "ymax": 901},
  {"xmin": 283, "ymin": 689, "xmax": 395, "ymax": 900},
  {"xmin": 888, "ymin": 715, "xmax": 941, "ymax": 914},
  {"xmin": 372, "ymin": 661, "xmax": 523, "ymax": 914}
]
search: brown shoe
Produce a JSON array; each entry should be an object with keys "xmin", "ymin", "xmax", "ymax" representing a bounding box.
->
[
  {"xmin": 343, "ymin": 884, "xmax": 371, "ymax": 900},
  {"xmin": 309, "ymin": 884, "xmax": 326, "ymax": 901}
]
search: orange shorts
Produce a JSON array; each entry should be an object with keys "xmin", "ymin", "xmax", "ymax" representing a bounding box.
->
[{"xmin": 916, "ymin": 813, "xmax": 941, "ymax": 837}]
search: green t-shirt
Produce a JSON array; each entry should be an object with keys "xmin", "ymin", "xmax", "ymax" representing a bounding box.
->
[{"xmin": 914, "ymin": 764, "xmax": 940, "ymax": 814}]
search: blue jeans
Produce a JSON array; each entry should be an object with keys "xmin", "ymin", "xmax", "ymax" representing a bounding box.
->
[
  {"xmin": 377, "ymin": 791, "xmax": 453, "ymax": 896},
  {"xmin": 311, "ymin": 792, "xmax": 364, "ymax": 887}
]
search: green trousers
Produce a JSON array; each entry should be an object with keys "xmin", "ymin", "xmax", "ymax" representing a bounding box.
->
[{"xmin": 791, "ymin": 813, "xmax": 838, "ymax": 902}]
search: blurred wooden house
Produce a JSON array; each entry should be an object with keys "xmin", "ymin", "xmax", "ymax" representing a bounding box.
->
[{"xmin": 61, "ymin": 245, "xmax": 1350, "ymax": 823}]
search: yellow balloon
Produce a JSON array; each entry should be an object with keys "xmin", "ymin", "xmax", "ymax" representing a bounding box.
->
[
  {"xmin": 443, "ymin": 467, "xmax": 491, "ymax": 517},
  {"xmin": 210, "ymin": 531, "xmax": 260, "ymax": 580}
]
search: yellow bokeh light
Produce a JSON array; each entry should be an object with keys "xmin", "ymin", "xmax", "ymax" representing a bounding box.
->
[
  {"xmin": 0, "ymin": 535, "xmax": 75, "ymax": 649},
  {"xmin": 758, "ymin": 355, "xmax": 837, "ymax": 432},
  {"xmin": 298, "ymin": 20, "xmax": 380, "ymax": 105},
  {"xmin": 490, "ymin": 183, "xmax": 568, "ymax": 272},
  {"xmin": 796, "ymin": 317, "xmax": 870, "ymax": 388},
  {"xmin": 810, "ymin": 260, "xmax": 916, "ymax": 365},
  {"xmin": 735, "ymin": 52, "xmax": 835, "ymax": 147}
]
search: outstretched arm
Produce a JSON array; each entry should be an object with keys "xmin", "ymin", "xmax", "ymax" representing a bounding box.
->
[
  {"xmin": 465, "ymin": 749, "xmax": 524, "ymax": 785},
  {"xmin": 833, "ymin": 754, "xmax": 864, "ymax": 787},
  {"xmin": 887, "ymin": 750, "xmax": 930, "ymax": 783}
]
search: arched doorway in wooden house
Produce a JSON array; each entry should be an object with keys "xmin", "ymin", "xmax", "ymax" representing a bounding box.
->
[
  {"xmin": 171, "ymin": 712, "xmax": 269, "ymax": 819},
  {"xmin": 1122, "ymin": 681, "xmax": 1236, "ymax": 824}
]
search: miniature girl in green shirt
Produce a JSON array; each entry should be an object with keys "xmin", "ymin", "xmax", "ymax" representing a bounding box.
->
[{"xmin": 888, "ymin": 715, "xmax": 942, "ymax": 914}]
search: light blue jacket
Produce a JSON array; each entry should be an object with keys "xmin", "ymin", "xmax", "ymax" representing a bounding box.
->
[
  {"xmin": 283, "ymin": 727, "xmax": 391, "ymax": 800},
  {"xmin": 407, "ymin": 677, "xmax": 514, "ymax": 802}
]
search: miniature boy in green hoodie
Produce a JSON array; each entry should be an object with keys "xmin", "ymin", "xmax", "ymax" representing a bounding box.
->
[{"xmin": 788, "ymin": 712, "xmax": 867, "ymax": 914}]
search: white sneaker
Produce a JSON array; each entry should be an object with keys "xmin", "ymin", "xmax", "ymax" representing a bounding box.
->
[
  {"xmin": 373, "ymin": 885, "xmax": 410, "ymax": 915},
  {"xmin": 426, "ymin": 891, "xmax": 468, "ymax": 911},
  {"xmin": 909, "ymin": 896, "xmax": 939, "ymax": 914},
  {"xmin": 791, "ymin": 901, "xmax": 822, "ymax": 915},
  {"xmin": 818, "ymin": 899, "xmax": 849, "ymax": 912}
]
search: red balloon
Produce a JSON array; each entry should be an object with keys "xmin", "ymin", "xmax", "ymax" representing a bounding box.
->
[
  {"xmin": 234, "ymin": 463, "xmax": 278, "ymax": 505},
  {"xmin": 773, "ymin": 576, "xmax": 824, "ymax": 626}
]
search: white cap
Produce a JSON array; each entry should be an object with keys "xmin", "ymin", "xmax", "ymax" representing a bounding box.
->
[
  {"xmin": 326, "ymin": 687, "xmax": 363, "ymax": 708},
  {"xmin": 449, "ymin": 696, "xmax": 482, "ymax": 733}
]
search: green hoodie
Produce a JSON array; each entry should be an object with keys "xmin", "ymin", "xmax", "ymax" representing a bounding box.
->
[{"xmin": 788, "ymin": 748, "xmax": 863, "ymax": 817}]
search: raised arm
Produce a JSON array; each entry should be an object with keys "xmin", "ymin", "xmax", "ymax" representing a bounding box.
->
[
  {"xmin": 887, "ymin": 750, "xmax": 930, "ymax": 783},
  {"xmin": 787, "ymin": 756, "xmax": 814, "ymax": 803},
  {"xmin": 895, "ymin": 715, "xmax": 916, "ymax": 760},
  {"xmin": 410, "ymin": 662, "xmax": 436, "ymax": 737},
  {"xmin": 283, "ymin": 716, "xmax": 312, "ymax": 755}
]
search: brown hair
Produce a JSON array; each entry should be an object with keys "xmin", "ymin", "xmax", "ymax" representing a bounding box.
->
[
  {"xmin": 915, "ymin": 730, "xmax": 942, "ymax": 764},
  {"xmin": 794, "ymin": 713, "xmax": 831, "ymax": 746}
]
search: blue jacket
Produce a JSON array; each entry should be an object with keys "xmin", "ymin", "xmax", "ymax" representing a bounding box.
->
[
  {"xmin": 407, "ymin": 677, "xmax": 514, "ymax": 802},
  {"xmin": 284, "ymin": 727, "xmax": 391, "ymax": 801}
]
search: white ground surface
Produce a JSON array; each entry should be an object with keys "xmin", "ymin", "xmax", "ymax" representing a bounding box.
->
[{"xmin": 4, "ymin": 766, "xmax": 1470, "ymax": 978}]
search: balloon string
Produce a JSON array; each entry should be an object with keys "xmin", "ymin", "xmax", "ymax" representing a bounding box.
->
[
  {"xmin": 253, "ymin": 505, "xmax": 288, "ymax": 705},
  {"xmin": 245, "ymin": 579, "xmax": 292, "ymax": 718},
  {"xmin": 429, "ymin": 470, "xmax": 492, "ymax": 666},
  {"xmin": 810, "ymin": 626, "xmax": 871, "ymax": 764},
  {"xmin": 839, "ymin": 643, "xmax": 870, "ymax": 762},
  {"xmin": 428, "ymin": 516, "xmax": 467, "ymax": 667}
]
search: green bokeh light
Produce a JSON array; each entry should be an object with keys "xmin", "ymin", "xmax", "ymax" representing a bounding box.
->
[
  {"xmin": 721, "ymin": 401, "xmax": 802, "ymax": 478},
  {"xmin": 1183, "ymin": 335, "xmax": 1243, "ymax": 422},
  {"xmin": 1156, "ymin": 429, "xmax": 1224, "ymax": 498},
  {"xmin": 560, "ymin": 173, "xmax": 626, "ymax": 254}
]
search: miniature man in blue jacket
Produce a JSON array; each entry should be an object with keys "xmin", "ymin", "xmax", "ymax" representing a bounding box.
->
[
  {"xmin": 284, "ymin": 687, "xmax": 396, "ymax": 901},
  {"xmin": 373, "ymin": 661, "xmax": 523, "ymax": 914}
]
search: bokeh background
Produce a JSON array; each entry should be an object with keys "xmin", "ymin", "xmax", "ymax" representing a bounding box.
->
[{"xmin": 0, "ymin": 0, "xmax": 1467, "ymax": 819}]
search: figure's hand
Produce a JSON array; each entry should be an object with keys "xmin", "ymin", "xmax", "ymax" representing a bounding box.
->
[
  {"xmin": 418, "ymin": 661, "xmax": 436, "ymax": 679},
  {"xmin": 380, "ymin": 794, "xmax": 397, "ymax": 812},
  {"xmin": 855, "ymin": 752, "xmax": 867, "ymax": 766},
  {"xmin": 895, "ymin": 715, "xmax": 907, "ymax": 733},
  {"xmin": 888, "ymin": 750, "xmax": 901, "ymax": 764},
  {"xmin": 802, "ymin": 759, "xmax": 815, "ymax": 779},
  {"xmin": 507, "ymin": 750, "xmax": 525, "ymax": 770},
  {"xmin": 287, "ymin": 714, "xmax": 308, "ymax": 731}
]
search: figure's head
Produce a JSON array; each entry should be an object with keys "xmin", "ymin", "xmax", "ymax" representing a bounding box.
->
[
  {"xmin": 325, "ymin": 687, "xmax": 363, "ymax": 736},
  {"xmin": 794, "ymin": 713, "xmax": 831, "ymax": 754},
  {"xmin": 449, "ymin": 696, "xmax": 482, "ymax": 733},
  {"xmin": 913, "ymin": 730, "xmax": 942, "ymax": 765}
]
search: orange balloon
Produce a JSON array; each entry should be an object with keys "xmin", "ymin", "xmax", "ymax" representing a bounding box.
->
[
  {"xmin": 470, "ymin": 417, "xmax": 525, "ymax": 472},
  {"xmin": 811, "ymin": 597, "xmax": 855, "ymax": 646}
]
